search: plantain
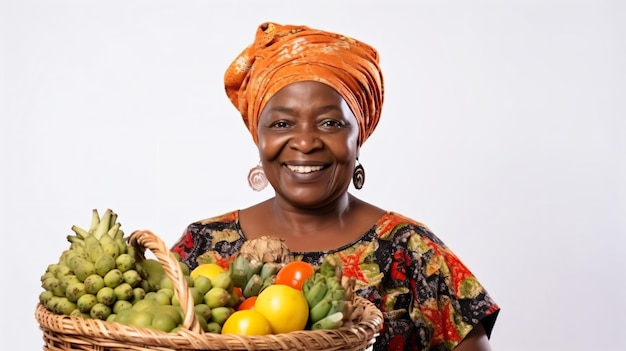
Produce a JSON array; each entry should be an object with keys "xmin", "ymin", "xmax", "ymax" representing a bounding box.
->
[
  {"xmin": 259, "ymin": 261, "xmax": 282, "ymax": 280},
  {"xmin": 327, "ymin": 299, "xmax": 345, "ymax": 317},
  {"xmin": 132, "ymin": 287, "xmax": 146, "ymax": 301},
  {"xmin": 122, "ymin": 269, "xmax": 142, "ymax": 288},
  {"xmin": 76, "ymin": 293, "xmax": 98, "ymax": 313},
  {"xmin": 88, "ymin": 209, "xmax": 100, "ymax": 233},
  {"xmin": 99, "ymin": 233, "xmax": 120, "ymax": 259},
  {"xmin": 93, "ymin": 209, "xmax": 112, "ymax": 239},
  {"xmin": 39, "ymin": 291, "xmax": 54, "ymax": 306},
  {"xmin": 96, "ymin": 286, "xmax": 117, "ymax": 306},
  {"xmin": 113, "ymin": 283, "xmax": 134, "ymax": 301},
  {"xmin": 260, "ymin": 274, "xmax": 275, "ymax": 293},
  {"xmin": 83, "ymin": 274, "xmax": 105, "ymax": 294},
  {"xmin": 300, "ymin": 255, "xmax": 355, "ymax": 330},
  {"xmin": 113, "ymin": 300, "xmax": 133, "ymax": 314},
  {"xmin": 90, "ymin": 302, "xmax": 112, "ymax": 320},
  {"xmin": 242, "ymin": 274, "xmax": 263, "ymax": 298},
  {"xmin": 69, "ymin": 256, "xmax": 96, "ymax": 282},
  {"xmin": 55, "ymin": 297, "xmax": 78, "ymax": 315},
  {"xmin": 115, "ymin": 237, "xmax": 128, "ymax": 256},
  {"xmin": 308, "ymin": 297, "xmax": 333, "ymax": 324},
  {"xmin": 115, "ymin": 253, "xmax": 135, "ymax": 273},
  {"xmin": 84, "ymin": 233, "xmax": 105, "ymax": 263},
  {"xmin": 229, "ymin": 254, "xmax": 252, "ymax": 289},
  {"xmin": 94, "ymin": 254, "xmax": 116, "ymax": 277},
  {"xmin": 40, "ymin": 208, "xmax": 143, "ymax": 319},
  {"xmin": 58, "ymin": 274, "xmax": 80, "ymax": 292},
  {"xmin": 311, "ymin": 311, "xmax": 344, "ymax": 330},
  {"xmin": 304, "ymin": 279, "xmax": 329, "ymax": 307},
  {"xmin": 46, "ymin": 277, "xmax": 66, "ymax": 297},
  {"xmin": 319, "ymin": 254, "xmax": 342, "ymax": 279},
  {"xmin": 65, "ymin": 281, "xmax": 87, "ymax": 302},
  {"xmin": 103, "ymin": 269, "xmax": 124, "ymax": 288},
  {"xmin": 42, "ymin": 208, "xmax": 239, "ymax": 328}
]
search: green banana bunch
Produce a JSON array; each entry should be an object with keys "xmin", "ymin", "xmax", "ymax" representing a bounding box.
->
[
  {"xmin": 229, "ymin": 254, "xmax": 284, "ymax": 298},
  {"xmin": 39, "ymin": 209, "xmax": 141, "ymax": 319},
  {"xmin": 302, "ymin": 255, "xmax": 353, "ymax": 330},
  {"xmin": 65, "ymin": 209, "xmax": 127, "ymax": 263},
  {"xmin": 40, "ymin": 209, "xmax": 247, "ymax": 333}
]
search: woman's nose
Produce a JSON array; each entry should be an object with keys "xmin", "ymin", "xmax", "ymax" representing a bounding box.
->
[{"xmin": 289, "ymin": 128, "xmax": 323, "ymax": 153}]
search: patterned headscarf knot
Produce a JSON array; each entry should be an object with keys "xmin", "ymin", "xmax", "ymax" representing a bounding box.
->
[{"xmin": 224, "ymin": 22, "xmax": 384, "ymax": 145}]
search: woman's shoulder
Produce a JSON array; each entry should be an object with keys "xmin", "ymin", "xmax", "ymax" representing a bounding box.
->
[
  {"xmin": 374, "ymin": 211, "xmax": 430, "ymax": 236},
  {"xmin": 193, "ymin": 210, "xmax": 240, "ymax": 226},
  {"xmin": 183, "ymin": 210, "xmax": 243, "ymax": 242},
  {"xmin": 372, "ymin": 211, "xmax": 452, "ymax": 250}
]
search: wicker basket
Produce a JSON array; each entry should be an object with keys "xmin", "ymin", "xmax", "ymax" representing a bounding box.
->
[{"xmin": 35, "ymin": 229, "xmax": 383, "ymax": 351}]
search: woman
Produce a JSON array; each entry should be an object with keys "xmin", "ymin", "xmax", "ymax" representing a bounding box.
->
[{"xmin": 172, "ymin": 22, "xmax": 500, "ymax": 350}]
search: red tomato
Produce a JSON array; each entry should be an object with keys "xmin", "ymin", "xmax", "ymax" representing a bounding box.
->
[
  {"xmin": 275, "ymin": 261, "xmax": 315, "ymax": 290},
  {"xmin": 237, "ymin": 296, "xmax": 257, "ymax": 311}
]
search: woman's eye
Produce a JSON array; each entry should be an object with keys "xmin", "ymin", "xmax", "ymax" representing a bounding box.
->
[
  {"xmin": 321, "ymin": 120, "xmax": 344, "ymax": 128},
  {"xmin": 270, "ymin": 121, "xmax": 290, "ymax": 128}
]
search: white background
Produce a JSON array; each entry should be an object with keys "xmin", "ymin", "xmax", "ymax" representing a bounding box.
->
[{"xmin": 1, "ymin": 0, "xmax": 624, "ymax": 350}]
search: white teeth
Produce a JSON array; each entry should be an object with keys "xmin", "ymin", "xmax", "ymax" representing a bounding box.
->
[{"xmin": 287, "ymin": 165, "xmax": 324, "ymax": 173}]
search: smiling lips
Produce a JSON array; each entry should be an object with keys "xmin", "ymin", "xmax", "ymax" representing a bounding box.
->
[{"xmin": 286, "ymin": 165, "xmax": 325, "ymax": 173}]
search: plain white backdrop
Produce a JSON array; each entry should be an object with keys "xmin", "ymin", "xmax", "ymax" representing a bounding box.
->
[{"xmin": 1, "ymin": 0, "xmax": 624, "ymax": 350}]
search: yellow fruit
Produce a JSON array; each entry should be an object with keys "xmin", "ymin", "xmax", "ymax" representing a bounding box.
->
[
  {"xmin": 254, "ymin": 284, "xmax": 308, "ymax": 333},
  {"xmin": 190, "ymin": 263, "xmax": 225, "ymax": 281},
  {"xmin": 221, "ymin": 310, "xmax": 272, "ymax": 336}
]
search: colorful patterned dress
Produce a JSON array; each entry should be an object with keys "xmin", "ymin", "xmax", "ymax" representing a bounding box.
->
[{"xmin": 171, "ymin": 210, "xmax": 500, "ymax": 351}]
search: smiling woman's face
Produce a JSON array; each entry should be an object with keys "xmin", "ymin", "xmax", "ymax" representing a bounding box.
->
[{"xmin": 257, "ymin": 81, "xmax": 360, "ymax": 209}]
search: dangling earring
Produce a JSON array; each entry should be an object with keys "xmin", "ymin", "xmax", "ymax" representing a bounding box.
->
[
  {"xmin": 353, "ymin": 159, "xmax": 365, "ymax": 190},
  {"xmin": 247, "ymin": 162, "xmax": 268, "ymax": 191}
]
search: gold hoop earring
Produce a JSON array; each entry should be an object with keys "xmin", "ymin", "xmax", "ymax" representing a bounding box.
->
[{"xmin": 247, "ymin": 162, "xmax": 268, "ymax": 191}]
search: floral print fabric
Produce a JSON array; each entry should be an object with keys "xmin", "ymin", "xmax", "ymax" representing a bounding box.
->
[{"xmin": 171, "ymin": 211, "xmax": 499, "ymax": 350}]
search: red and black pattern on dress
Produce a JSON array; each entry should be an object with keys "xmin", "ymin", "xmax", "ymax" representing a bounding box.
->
[{"xmin": 171, "ymin": 211, "xmax": 500, "ymax": 351}]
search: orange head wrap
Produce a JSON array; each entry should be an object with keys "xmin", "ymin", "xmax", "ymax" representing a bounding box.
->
[{"xmin": 224, "ymin": 22, "xmax": 384, "ymax": 146}]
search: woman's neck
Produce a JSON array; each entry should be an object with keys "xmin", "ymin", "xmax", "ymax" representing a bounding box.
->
[{"xmin": 266, "ymin": 193, "xmax": 358, "ymax": 236}]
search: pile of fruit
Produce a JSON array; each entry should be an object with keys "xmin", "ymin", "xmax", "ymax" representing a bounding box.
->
[{"xmin": 39, "ymin": 209, "xmax": 363, "ymax": 336}]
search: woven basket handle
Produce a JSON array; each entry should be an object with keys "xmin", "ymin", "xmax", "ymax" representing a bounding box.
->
[{"xmin": 129, "ymin": 229, "xmax": 202, "ymax": 334}]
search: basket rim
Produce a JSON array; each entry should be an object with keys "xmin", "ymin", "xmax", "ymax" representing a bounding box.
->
[{"xmin": 35, "ymin": 296, "xmax": 382, "ymax": 350}]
